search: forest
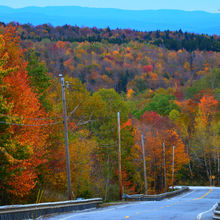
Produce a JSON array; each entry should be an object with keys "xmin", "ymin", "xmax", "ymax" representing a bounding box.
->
[{"xmin": 0, "ymin": 24, "xmax": 219, "ymax": 205}]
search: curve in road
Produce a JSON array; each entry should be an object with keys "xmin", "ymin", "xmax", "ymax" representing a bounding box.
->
[{"xmin": 44, "ymin": 186, "xmax": 220, "ymax": 220}]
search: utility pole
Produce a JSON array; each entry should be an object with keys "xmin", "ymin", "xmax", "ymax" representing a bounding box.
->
[
  {"xmin": 172, "ymin": 145, "xmax": 175, "ymax": 191},
  {"xmin": 218, "ymin": 150, "xmax": 220, "ymax": 185},
  {"xmin": 141, "ymin": 135, "xmax": 148, "ymax": 195},
  {"xmin": 163, "ymin": 142, "xmax": 167, "ymax": 192},
  {"xmin": 60, "ymin": 75, "xmax": 72, "ymax": 200},
  {"xmin": 117, "ymin": 112, "xmax": 122, "ymax": 200}
]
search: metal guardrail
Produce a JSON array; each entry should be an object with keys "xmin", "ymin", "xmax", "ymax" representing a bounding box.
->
[
  {"xmin": 213, "ymin": 203, "xmax": 220, "ymax": 220},
  {"xmin": 124, "ymin": 186, "xmax": 189, "ymax": 201},
  {"xmin": 0, "ymin": 198, "xmax": 102, "ymax": 220}
]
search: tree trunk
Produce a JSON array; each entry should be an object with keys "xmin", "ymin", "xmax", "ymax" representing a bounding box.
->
[
  {"xmin": 208, "ymin": 155, "xmax": 212, "ymax": 185},
  {"xmin": 186, "ymin": 143, "xmax": 193, "ymax": 176},
  {"xmin": 203, "ymin": 151, "xmax": 210, "ymax": 185}
]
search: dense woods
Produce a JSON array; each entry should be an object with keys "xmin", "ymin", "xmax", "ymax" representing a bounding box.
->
[
  {"xmin": 0, "ymin": 24, "xmax": 219, "ymax": 205},
  {"xmin": 21, "ymin": 35, "xmax": 220, "ymax": 93}
]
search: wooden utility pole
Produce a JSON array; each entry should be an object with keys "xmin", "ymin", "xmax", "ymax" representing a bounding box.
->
[
  {"xmin": 141, "ymin": 135, "xmax": 148, "ymax": 195},
  {"xmin": 172, "ymin": 145, "xmax": 175, "ymax": 191},
  {"xmin": 163, "ymin": 142, "xmax": 167, "ymax": 192},
  {"xmin": 104, "ymin": 146, "xmax": 110, "ymax": 202},
  {"xmin": 217, "ymin": 150, "xmax": 220, "ymax": 185},
  {"xmin": 60, "ymin": 76, "xmax": 72, "ymax": 200},
  {"xmin": 117, "ymin": 112, "xmax": 122, "ymax": 200}
]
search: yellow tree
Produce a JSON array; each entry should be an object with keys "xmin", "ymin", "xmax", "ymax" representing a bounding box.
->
[{"xmin": 192, "ymin": 95, "xmax": 218, "ymax": 184}]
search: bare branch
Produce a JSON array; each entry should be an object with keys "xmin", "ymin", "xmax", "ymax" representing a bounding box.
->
[
  {"xmin": 68, "ymin": 103, "xmax": 81, "ymax": 120},
  {"xmin": 76, "ymin": 120, "xmax": 96, "ymax": 126}
]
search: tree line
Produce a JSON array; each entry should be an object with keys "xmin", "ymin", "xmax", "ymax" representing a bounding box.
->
[{"xmin": 1, "ymin": 22, "xmax": 220, "ymax": 52}]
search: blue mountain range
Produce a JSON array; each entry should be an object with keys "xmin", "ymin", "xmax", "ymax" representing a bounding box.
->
[{"xmin": 0, "ymin": 6, "xmax": 220, "ymax": 35}]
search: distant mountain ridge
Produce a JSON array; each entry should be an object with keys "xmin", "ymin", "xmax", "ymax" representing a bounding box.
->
[{"xmin": 0, "ymin": 6, "xmax": 220, "ymax": 35}]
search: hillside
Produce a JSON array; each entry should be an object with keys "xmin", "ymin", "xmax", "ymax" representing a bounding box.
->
[{"xmin": 6, "ymin": 23, "xmax": 218, "ymax": 93}]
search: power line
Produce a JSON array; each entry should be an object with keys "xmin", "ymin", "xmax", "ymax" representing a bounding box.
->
[
  {"xmin": 0, "ymin": 121, "xmax": 63, "ymax": 126},
  {"xmin": 0, "ymin": 113, "xmax": 62, "ymax": 120},
  {"xmin": 98, "ymin": 144, "xmax": 117, "ymax": 148}
]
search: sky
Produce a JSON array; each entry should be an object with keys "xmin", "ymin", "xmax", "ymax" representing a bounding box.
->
[{"xmin": 0, "ymin": 0, "xmax": 219, "ymax": 13}]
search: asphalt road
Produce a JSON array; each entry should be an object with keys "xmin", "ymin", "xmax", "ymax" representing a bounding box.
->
[{"xmin": 44, "ymin": 186, "xmax": 220, "ymax": 220}]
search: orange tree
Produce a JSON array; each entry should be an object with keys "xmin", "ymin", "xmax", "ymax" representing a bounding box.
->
[
  {"xmin": 134, "ymin": 111, "xmax": 189, "ymax": 193},
  {"xmin": 0, "ymin": 26, "xmax": 50, "ymax": 204}
]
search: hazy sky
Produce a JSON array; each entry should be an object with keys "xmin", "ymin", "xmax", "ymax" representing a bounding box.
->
[{"xmin": 0, "ymin": 0, "xmax": 219, "ymax": 13}]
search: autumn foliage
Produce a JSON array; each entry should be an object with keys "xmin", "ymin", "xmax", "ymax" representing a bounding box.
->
[
  {"xmin": 0, "ymin": 26, "xmax": 50, "ymax": 202},
  {"xmin": 0, "ymin": 25, "xmax": 219, "ymax": 205}
]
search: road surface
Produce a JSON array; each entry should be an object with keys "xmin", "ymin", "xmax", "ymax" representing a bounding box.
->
[{"xmin": 44, "ymin": 186, "xmax": 220, "ymax": 220}]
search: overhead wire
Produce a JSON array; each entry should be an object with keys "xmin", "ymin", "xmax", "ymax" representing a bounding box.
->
[
  {"xmin": 0, "ymin": 113, "xmax": 62, "ymax": 120},
  {"xmin": 0, "ymin": 112, "xmax": 64, "ymax": 126},
  {"xmin": 0, "ymin": 121, "xmax": 63, "ymax": 126}
]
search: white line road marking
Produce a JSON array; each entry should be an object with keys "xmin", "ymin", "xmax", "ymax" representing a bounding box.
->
[
  {"xmin": 58, "ymin": 208, "xmax": 98, "ymax": 220},
  {"xmin": 167, "ymin": 190, "xmax": 195, "ymax": 201},
  {"xmin": 177, "ymin": 190, "xmax": 195, "ymax": 199},
  {"xmin": 58, "ymin": 208, "xmax": 121, "ymax": 220},
  {"xmin": 196, "ymin": 202, "xmax": 218, "ymax": 220}
]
